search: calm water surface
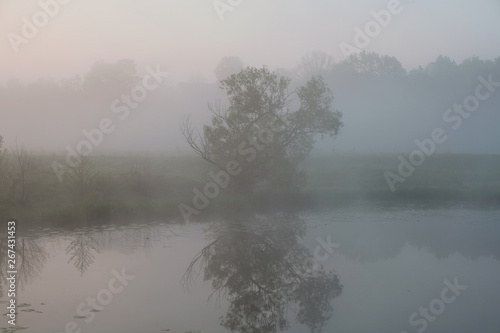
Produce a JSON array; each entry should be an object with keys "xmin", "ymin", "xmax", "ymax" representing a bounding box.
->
[{"xmin": 1, "ymin": 207, "xmax": 499, "ymax": 333}]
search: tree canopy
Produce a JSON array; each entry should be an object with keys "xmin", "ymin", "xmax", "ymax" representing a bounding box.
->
[{"xmin": 181, "ymin": 66, "xmax": 343, "ymax": 193}]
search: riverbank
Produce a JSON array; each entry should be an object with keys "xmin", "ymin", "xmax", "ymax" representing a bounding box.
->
[{"xmin": 1, "ymin": 153, "xmax": 499, "ymax": 226}]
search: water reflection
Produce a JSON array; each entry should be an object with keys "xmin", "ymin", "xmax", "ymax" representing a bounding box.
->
[
  {"xmin": 65, "ymin": 234, "xmax": 100, "ymax": 276},
  {"xmin": 16, "ymin": 238, "xmax": 49, "ymax": 287},
  {"xmin": 182, "ymin": 214, "xmax": 343, "ymax": 333},
  {"xmin": 0, "ymin": 209, "xmax": 498, "ymax": 333},
  {"xmin": 313, "ymin": 210, "xmax": 500, "ymax": 263},
  {"xmin": 0, "ymin": 237, "xmax": 48, "ymax": 298}
]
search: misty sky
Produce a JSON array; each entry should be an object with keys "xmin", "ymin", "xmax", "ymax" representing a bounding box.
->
[
  {"xmin": 1, "ymin": 0, "xmax": 500, "ymax": 153},
  {"xmin": 2, "ymin": 0, "xmax": 500, "ymax": 82}
]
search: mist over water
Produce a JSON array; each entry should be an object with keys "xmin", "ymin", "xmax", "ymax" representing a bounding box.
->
[{"xmin": 0, "ymin": 1, "xmax": 499, "ymax": 333}]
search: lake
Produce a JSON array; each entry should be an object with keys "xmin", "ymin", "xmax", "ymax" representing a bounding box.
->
[{"xmin": 1, "ymin": 207, "xmax": 499, "ymax": 333}]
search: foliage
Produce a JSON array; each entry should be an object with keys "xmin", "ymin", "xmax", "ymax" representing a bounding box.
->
[
  {"xmin": 0, "ymin": 152, "xmax": 498, "ymax": 224},
  {"xmin": 182, "ymin": 66, "xmax": 343, "ymax": 193},
  {"xmin": 295, "ymin": 50, "xmax": 335, "ymax": 80},
  {"xmin": 340, "ymin": 51, "xmax": 406, "ymax": 78},
  {"xmin": 82, "ymin": 58, "xmax": 139, "ymax": 93}
]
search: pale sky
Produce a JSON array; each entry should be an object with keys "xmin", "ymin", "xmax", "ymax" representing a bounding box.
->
[
  {"xmin": 1, "ymin": 0, "xmax": 500, "ymax": 153},
  {"xmin": 1, "ymin": 0, "xmax": 500, "ymax": 82}
]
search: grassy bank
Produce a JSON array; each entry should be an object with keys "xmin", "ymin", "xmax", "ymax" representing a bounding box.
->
[{"xmin": 1, "ymin": 153, "xmax": 499, "ymax": 226}]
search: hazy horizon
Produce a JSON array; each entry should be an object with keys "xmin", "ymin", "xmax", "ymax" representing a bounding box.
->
[
  {"xmin": 2, "ymin": 0, "xmax": 500, "ymax": 82},
  {"xmin": 2, "ymin": 0, "xmax": 500, "ymax": 154}
]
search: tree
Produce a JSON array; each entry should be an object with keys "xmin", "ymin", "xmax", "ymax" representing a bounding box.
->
[
  {"xmin": 295, "ymin": 50, "xmax": 335, "ymax": 81},
  {"xmin": 82, "ymin": 59, "xmax": 140, "ymax": 99},
  {"xmin": 341, "ymin": 51, "xmax": 406, "ymax": 78},
  {"xmin": 67, "ymin": 154, "xmax": 95, "ymax": 201},
  {"xmin": 60, "ymin": 75, "xmax": 83, "ymax": 93},
  {"xmin": 181, "ymin": 66, "xmax": 343, "ymax": 193},
  {"xmin": 425, "ymin": 55, "xmax": 456, "ymax": 77},
  {"xmin": 8, "ymin": 142, "xmax": 41, "ymax": 205},
  {"xmin": 214, "ymin": 56, "xmax": 244, "ymax": 82}
]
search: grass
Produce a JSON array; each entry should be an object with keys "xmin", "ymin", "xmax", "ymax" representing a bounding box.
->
[{"xmin": 1, "ymin": 152, "xmax": 499, "ymax": 226}]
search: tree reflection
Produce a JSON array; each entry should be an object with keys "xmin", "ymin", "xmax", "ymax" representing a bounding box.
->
[
  {"xmin": 182, "ymin": 214, "xmax": 343, "ymax": 333},
  {"xmin": 0, "ymin": 237, "xmax": 48, "ymax": 297},
  {"xmin": 65, "ymin": 234, "xmax": 100, "ymax": 276},
  {"xmin": 16, "ymin": 238, "xmax": 49, "ymax": 287}
]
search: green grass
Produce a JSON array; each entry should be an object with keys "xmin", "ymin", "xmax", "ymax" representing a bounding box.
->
[{"xmin": 1, "ymin": 153, "xmax": 499, "ymax": 226}]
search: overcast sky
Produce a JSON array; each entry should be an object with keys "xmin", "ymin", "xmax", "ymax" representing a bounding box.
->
[
  {"xmin": 2, "ymin": 0, "xmax": 500, "ymax": 82},
  {"xmin": 1, "ymin": 0, "xmax": 500, "ymax": 154}
]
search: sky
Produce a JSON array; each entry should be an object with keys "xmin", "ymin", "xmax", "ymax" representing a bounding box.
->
[
  {"xmin": 1, "ymin": 0, "xmax": 500, "ymax": 154},
  {"xmin": 1, "ymin": 0, "xmax": 500, "ymax": 82}
]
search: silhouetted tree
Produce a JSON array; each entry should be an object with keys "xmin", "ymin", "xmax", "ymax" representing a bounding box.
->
[
  {"xmin": 295, "ymin": 50, "xmax": 335, "ymax": 80},
  {"xmin": 342, "ymin": 51, "xmax": 406, "ymax": 78},
  {"xmin": 82, "ymin": 59, "xmax": 140, "ymax": 98},
  {"xmin": 60, "ymin": 75, "xmax": 83, "ymax": 93},
  {"xmin": 181, "ymin": 66, "xmax": 343, "ymax": 193},
  {"xmin": 425, "ymin": 55, "xmax": 457, "ymax": 78}
]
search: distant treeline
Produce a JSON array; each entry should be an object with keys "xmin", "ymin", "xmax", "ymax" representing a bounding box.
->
[
  {"xmin": 3, "ymin": 52, "xmax": 500, "ymax": 153},
  {"xmin": 3, "ymin": 52, "xmax": 500, "ymax": 93},
  {"xmin": 2, "ymin": 52, "xmax": 500, "ymax": 225}
]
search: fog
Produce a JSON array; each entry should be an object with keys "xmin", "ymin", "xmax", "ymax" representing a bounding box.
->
[
  {"xmin": 1, "ymin": 2, "xmax": 500, "ymax": 333},
  {"xmin": 2, "ymin": 55, "xmax": 500, "ymax": 155},
  {"xmin": 1, "ymin": 0, "xmax": 500, "ymax": 154}
]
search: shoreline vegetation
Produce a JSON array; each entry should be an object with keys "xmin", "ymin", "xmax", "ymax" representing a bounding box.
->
[{"xmin": 1, "ymin": 153, "xmax": 499, "ymax": 227}]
